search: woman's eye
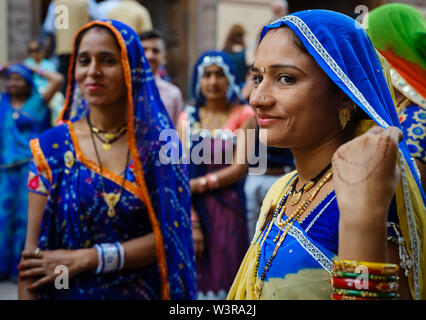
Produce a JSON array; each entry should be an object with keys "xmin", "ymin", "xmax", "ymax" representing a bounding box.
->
[
  {"xmin": 252, "ymin": 75, "xmax": 262, "ymax": 86},
  {"xmin": 103, "ymin": 58, "xmax": 116, "ymax": 65},
  {"xmin": 78, "ymin": 57, "xmax": 90, "ymax": 65},
  {"xmin": 277, "ymin": 75, "xmax": 295, "ymax": 85}
]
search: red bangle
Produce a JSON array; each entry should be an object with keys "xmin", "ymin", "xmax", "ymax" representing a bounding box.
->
[
  {"xmin": 206, "ymin": 173, "xmax": 219, "ymax": 190},
  {"xmin": 331, "ymin": 293, "xmax": 368, "ymax": 300},
  {"xmin": 330, "ymin": 277, "xmax": 399, "ymax": 293}
]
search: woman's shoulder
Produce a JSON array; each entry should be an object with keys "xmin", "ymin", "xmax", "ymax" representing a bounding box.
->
[{"xmin": 32, "ymin": 123, "xmax": 71, "ymax": 155}]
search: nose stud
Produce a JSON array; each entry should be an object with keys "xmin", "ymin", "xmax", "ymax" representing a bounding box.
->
[
  {"xmin": 261, "ymin": 66, "xmax": 266, "ymax": 73},
  {"xmin": 261, "ymin": 96, "xmax": 266, "ymax": 103}
]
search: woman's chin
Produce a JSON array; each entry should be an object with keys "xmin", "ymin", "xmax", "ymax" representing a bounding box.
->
[{"xmin": 259, "ymin": 130, "xmax": 291, "ymax": 149}]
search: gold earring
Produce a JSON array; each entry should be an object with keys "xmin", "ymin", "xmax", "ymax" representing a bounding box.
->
[{"xmin": 339, "ymin": 107, "xmax": 351, "ymax": 129}]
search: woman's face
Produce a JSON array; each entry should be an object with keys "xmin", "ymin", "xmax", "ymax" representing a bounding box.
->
[
  {"xmin": 75, "ymin": 27, "xmax": 127, "ymax": 109},
  {"xmin": 200, "ymin": 63, "xmax": 229, "ymax": 101},
  {"xmin": 6, "ymin": 73, "xmax": 31, "ymax": 97},
  {"xmin": 250, "ymin": 28, "xmax": 344, "ymax": 149},
  {"xmin": 28, "ymin": 41, "xmax": 44, "ymax": 62}
]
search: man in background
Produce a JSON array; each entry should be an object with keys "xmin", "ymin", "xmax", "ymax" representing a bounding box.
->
[{"xmin": 140, "ymin": 30, "xmax": 184, "ymax": 127}]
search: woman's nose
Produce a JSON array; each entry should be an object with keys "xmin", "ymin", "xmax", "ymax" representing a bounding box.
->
[
  {"xmin": 250, "ymin": 86, "xmax": 273, "ymax": 109},
  {"xmin": 87, "ymin": 62, "xmax": 101, "ymax": 77}
]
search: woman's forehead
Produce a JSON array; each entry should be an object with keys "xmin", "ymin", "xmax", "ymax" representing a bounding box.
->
[
  {"xmin": 78, "ymin": 27, "xmax": 120, "ymax": 52},
  {"xmin": 203, "ymin": 63, "xmax": 223, "ymax": 72},
  {"xmin": 254, "ymin": 29, "xmax": 314, "ymax": 71}
]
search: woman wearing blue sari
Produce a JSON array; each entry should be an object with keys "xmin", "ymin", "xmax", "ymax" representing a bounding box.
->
[
  {"xmin": 0, "ymin": 63, "xmax": 62, "ymax": 280},
  {"xmin": 17, "ymin": 20, "xmax": 196, "ymax": 299},
  {"xmin": 228, "ymin": 10, "xmax": 426, "ymax": 300}
]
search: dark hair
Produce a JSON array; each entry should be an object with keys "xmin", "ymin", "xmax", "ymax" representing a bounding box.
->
[
  {"xmin": 139, "ymin": 29, "xmax": 163, "ymax": 41},
  {"xmin": 223, "ymin": 24, "xmax": 246, "ymax": 52}
]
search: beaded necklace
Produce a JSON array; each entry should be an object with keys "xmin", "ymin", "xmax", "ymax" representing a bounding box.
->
[
  {"xmin": 289, "ymin": 163, "xmax": 331, "ymax": 205},
  {"xmin": 253, "ymin": 169, "xmax": 333, "ymax": 300}
]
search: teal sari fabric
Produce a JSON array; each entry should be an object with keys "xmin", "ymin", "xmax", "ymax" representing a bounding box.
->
[{"xmin": 0, "ymin": 64, "xmax": 50, "ymax": 278}]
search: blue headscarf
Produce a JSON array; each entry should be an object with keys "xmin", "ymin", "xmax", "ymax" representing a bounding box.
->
[
  {"xmin": 260, "ymin": 10, "xmax": 425, "ymax": 201},
  {"xmin": 59, "ymin": 20, "xmax": 196, "ymax": 299},
  {"xmin": 4, "ymin": 63, "xmax": 35, "ymax": 89},
  {"xmin": 191, "ymin": 50, "xmax": 245, "ymax": 107},
  {"xmin": 259, "ymin": 9, "xmax": 426, "ymax": 299}
]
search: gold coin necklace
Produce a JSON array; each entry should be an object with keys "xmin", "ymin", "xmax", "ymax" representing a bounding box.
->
[
  {"xmin": 253, "ymin": 169, "xmax": 333, "ymax": 300},
  {"xmin": 87, "ymin": 116, "xmax": 127, "ymax": 151},
  {"xmin": 87, "ymin": 116, "xmax": 130, "ymax": 218},
  {"xmin": 289, "ymin": 162, "xmax": 332, "ymax": 206}
]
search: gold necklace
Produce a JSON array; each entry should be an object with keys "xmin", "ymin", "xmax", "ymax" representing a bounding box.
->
[
  {"xmin": 87, "ymin": 116, "xmax": 127, "ymax": 151},
  {"xmin": 87, "ymin": 117, "xmax": 130, "ymax": 218},
  {"xmin": 253, "ymin": 169, "xmax": 333, "ymax": 300}
]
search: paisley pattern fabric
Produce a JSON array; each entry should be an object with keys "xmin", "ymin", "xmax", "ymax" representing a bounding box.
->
[{"xmin": 399, "ymin": 106, "xmax": 426, "ymax": 164}]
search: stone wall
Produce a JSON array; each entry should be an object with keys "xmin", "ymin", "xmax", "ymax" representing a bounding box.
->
[{"xmin": 7, "ymin": 0, "xmax": 41, "ymax": 63}]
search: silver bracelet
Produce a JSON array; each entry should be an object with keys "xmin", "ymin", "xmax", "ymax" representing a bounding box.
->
[
  {"xmin": 116, "ymin": 242, "xmax": 125, "ymax": 271},
  {"xmin": 94, "ymin": 244, "xmax": 103, "ymax": 274},
  {"xmin": 101, "ymin": 243, "xmax": 120, "ymax": 273}
]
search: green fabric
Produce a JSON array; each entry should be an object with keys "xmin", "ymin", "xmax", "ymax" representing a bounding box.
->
[{"xmin": 367, "ymin": 3, "xmax": 426, "ymax": 70}]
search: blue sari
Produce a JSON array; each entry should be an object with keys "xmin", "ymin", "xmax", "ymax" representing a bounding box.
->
[
  {"xmin": 28, "ymin": 20, "xmax": 196, "ymax": 299},
  {"xmin": 228, "ymin": 10, "xmax": 426, "ymax": 300},
  {"xmin": 0, "ymin": 64, "xmax": 50, "ymax": 279}
]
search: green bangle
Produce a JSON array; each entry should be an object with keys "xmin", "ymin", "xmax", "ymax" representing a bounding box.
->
[
  {"xmin": 332, "ymin": 288, "xmax": 399, "ymax": 299},
  {"xmin": 332, "ymin": 270, "xmax": 399, "ymax": 282}
]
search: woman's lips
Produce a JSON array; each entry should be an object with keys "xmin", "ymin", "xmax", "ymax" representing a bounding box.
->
[
  {"xmin": 86, "ymin": 83, "xmax": 105, "ymax": 91},
  {"xmin": 256, "ymin": 114, "xmax": 281, "ymax": 126}
]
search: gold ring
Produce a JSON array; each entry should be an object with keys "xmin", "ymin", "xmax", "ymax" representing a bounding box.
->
[{"xmin": 34, "ymin": 248, "xmax": 40, "ymax": 257}]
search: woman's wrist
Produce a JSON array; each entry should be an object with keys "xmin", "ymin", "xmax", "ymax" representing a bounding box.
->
[
  {"xmin": 78, "ymin": 248, "xmax": 98, "ymax": 273},
  {"xmin": 206, "ymin": 173, "xmax": 219, "ymax": 190}
]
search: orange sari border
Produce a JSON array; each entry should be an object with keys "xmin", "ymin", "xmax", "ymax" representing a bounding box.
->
[{"xmin": 29, "ymin": 138, "xmax": 53, "ymax": 186}]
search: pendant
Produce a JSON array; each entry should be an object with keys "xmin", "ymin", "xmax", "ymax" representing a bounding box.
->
[
  {"xmin": 102, "ymin": 142, "xmax": 112, "ymax": 151},
  {"xmin": 104, "ymin": 192, "xmax": 120, "ymax": 217},
  {"xmin": 290, "ymin": 191, "xmax": 302, "ymax": 206}
]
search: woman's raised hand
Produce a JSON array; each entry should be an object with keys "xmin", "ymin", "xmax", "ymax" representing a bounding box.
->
[{"xmin": 332, "ymin": 126, "xmax": 403, "ymax": 261}]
